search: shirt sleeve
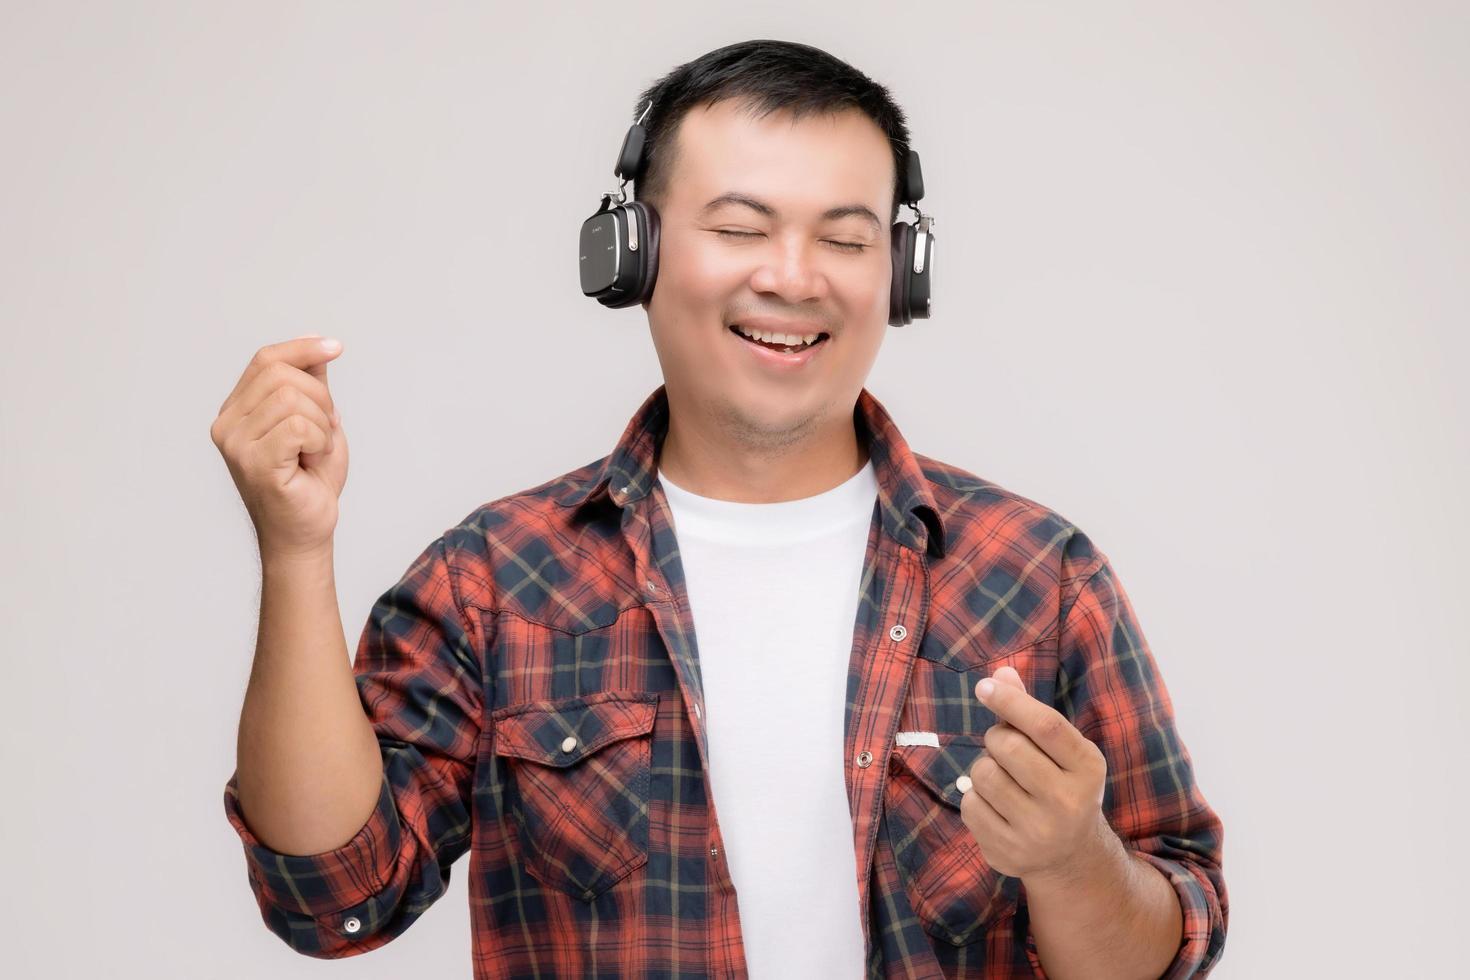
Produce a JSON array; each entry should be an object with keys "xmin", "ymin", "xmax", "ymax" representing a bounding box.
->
[
  {"xmin": 1022, "ymin": 543, "xmax": 1229, "ymax": 979},
  {"xmin": 222, "ymin": 531, "xmax": 486, "ymax": 957}
]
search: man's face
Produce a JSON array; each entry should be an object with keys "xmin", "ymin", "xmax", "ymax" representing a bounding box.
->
[{"xmin": 642, "ymin": 99, "xmax": 895, "ymax": 454}]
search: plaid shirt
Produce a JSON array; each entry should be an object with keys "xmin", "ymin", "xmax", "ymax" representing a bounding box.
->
[{"xmin": 223, "ymin": 384, "xmax": 1228, "ymax": 978}]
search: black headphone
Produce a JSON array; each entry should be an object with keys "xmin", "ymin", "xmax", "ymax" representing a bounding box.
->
[{"xmin": 579, "ymin": 100, "xmax": 935, "ymax": 326}]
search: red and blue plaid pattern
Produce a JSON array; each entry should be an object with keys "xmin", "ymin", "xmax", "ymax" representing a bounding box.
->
[{"xmin": 224, "ymin": 383, "xmax": 1228, "ymax": 977}]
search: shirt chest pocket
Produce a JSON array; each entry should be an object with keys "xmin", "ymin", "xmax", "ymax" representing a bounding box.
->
[
  {"xmin": 490, "ymin": 690, "xmax": 659, "ymax": 902},
  {"xmin": 884, "ymin": 733, "xmax": 1022, "ymax": 946}
]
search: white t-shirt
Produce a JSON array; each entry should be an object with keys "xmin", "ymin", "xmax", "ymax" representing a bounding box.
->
[{"xmin": 656, "ymin": 456, "xmax": 880, "ymax": 978}]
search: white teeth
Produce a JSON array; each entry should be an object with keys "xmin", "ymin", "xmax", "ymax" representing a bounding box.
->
[{"xmin": 733, "ymin": 324, "xmax": 822, "ymax": 346}]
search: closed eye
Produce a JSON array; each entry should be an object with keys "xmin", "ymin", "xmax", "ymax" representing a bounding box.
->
[{"xmin": 713, "ymin": 229, "xmax": 868, "ymax": 253}]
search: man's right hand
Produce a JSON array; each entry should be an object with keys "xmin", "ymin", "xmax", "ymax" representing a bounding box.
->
[{"xmin": 210, "ymin": 334, "xmax": 349, "ymax": 561}]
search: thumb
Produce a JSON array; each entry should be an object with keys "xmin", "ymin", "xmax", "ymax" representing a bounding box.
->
[
  {"xmin": 991, "ymin": 664, "xmax": 1026, "ymax": 693},
  {"xmin": 299, "ymin": 336, "xmax": 339, "ymax": 405},
  {"xmin": 983, "ymin": 666, "xmax": 1027, "ymax": 733}
]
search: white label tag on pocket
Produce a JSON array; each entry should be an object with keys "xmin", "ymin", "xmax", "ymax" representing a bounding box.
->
[{"xmin": 895, "ymin": 731, "xmax": 939, "ymax": 747}]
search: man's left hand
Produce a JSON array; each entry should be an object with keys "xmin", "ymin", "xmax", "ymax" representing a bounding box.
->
[{"xmin": 960, "ymin": 665, "xmax": 1114, "ymax": 883}]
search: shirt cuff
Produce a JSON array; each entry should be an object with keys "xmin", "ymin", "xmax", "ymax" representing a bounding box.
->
[
  {"xmin": 1130, "ymin": 850, "xmax": 1227, "ymax": 979},
  {"xmin": 222, "ymin": 767, "xmax": 401, "ymax": 921}
]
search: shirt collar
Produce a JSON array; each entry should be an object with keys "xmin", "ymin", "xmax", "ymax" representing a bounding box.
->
[{"xmin": 554, "ymin": 385, "xmax": 946, "ymax": 559}]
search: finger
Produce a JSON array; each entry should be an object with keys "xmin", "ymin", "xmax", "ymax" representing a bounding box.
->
[
  {"xmin": 966, "ymin": 750, "xmax": 1032, "ymax": 824},
  {"xmin": 300, "ymin": 342, "xmax": 334, "ymax": 391},
  {"xmin": 254, "ymin": 411, "xmax": 334, "ymax": 472},
  {"xmin": 961, "ymin": 772, "xmax": 1013, "ymax": 841},
  {"xmin": 976, "ymin": 677, "xmax": 1087, "ymax": 771},
  {"xmin": 981, "ymin": 722, "xmax": 1054, "ymax": 797},
  {"xmin": 993, "ymin": 665, "xmax": 1025, "ymax": 691},
  {"xmin": 988, "ymin": 668, "xmax": 1027, "ymax": 757},
  {"xmin": 979, "ymin": 668, "xmax": 1025, "ymax": 735},
  {"xmin": 223, "ymin": 358, "xmax": 338, "ymax": 432},
  {"xmin": 976, "ymin": 668, "xmax": 1025, "ymax": 734},
  {"xmin": 219, "ymin": 335, "xmax": 342, "ymax": 417},
  {"xmin": 235, "ymin": 383, "xmax": 335, "ymax": 447}
]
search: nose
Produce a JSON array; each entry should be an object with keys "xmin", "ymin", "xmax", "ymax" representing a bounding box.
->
[{"xmin": 748, "ymin": 233, "xmax": 831, "ymax": 305}]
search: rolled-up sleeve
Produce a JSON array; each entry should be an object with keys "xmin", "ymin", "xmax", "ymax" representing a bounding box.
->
[
  {"xmin": 222, "ymin": 767, "xmax": 403, "ymax": 949},
  {"xmin": 1024, "ymin": 539, "xmax": 1229, "ymax": 979},
  {"xmin": 222, "ymin": 530, "xmax": 486, "ymax": 957}
]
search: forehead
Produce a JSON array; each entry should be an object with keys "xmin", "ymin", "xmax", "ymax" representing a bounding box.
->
[{"xmin": 663, "ymin": 100, "xmax": 894, "ymax": 215}]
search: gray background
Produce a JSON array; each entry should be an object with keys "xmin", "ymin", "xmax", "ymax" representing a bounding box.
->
[{"xmin": 2, "ymin": 2, "xmax": 1465, "ymax": 976}]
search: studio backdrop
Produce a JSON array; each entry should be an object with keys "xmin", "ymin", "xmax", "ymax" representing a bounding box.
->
[{"xmin": 1, "ymin": 2, "xmax": 1465, "ymax": 977}]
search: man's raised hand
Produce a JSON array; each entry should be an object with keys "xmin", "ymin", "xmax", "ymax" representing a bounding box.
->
[
  {"xmin": 957, "ymin": 665, "xmax": 1114, "ymax": 883},
  {"xmin": 210, "ymin": 334, "xmax": 348, "ymax": 562}
]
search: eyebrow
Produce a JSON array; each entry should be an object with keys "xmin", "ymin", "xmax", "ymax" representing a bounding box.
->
[{"xmin": 698, "ymin": 192, "xmax": 883, "ymax": 233}]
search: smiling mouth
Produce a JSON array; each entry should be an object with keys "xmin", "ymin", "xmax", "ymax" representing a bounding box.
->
[{"xmin": 728, "ymin": 324, "xmax": 831, "ymax": 354}]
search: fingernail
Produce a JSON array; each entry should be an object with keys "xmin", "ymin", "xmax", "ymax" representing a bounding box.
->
[
  {"xmin": 977, "ymin": 679, "xmax": 995, "ymax": 699},
  {"xmin": 320, "ymin": 337, "xmax": 341, "ymax": 351}
]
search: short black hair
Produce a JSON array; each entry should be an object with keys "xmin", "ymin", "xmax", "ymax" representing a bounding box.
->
[{"xmin": 630, "ymin": 39, "xmax": 912, "ymax": 225}]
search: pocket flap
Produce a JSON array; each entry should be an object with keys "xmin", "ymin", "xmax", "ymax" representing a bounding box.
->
[
  {"xmin": 889, "ymin": 733, "xmax": 987, "ymax": 810},
  {"xmin": 492, "ymin": 690, "xmax": 659, "ymax": 767}
]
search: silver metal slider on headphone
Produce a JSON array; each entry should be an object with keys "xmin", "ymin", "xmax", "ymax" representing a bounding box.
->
[{"xmin": 913, "ymin": 210, "xmax": 933, "ymax": 275}]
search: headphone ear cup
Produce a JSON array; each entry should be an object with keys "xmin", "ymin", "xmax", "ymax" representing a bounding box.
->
[
  {"xmin": 888, "ymin": 220, "xmax": 915, "ymax": 326},
  {"xmin": 631, "ymin": 200, "xmax": 660, "ymax": 306}
]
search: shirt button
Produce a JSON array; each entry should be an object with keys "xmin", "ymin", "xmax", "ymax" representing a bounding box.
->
[
  {"xmin": 956, "ymin": 774, "xmax": 973, "ymax": 794},
  {"xmin": 693, "ymin": 702, "xmax": 701, "ymax": 719},
  {"xmin": 710, "ymin": 845, "xmax": 719, "ymax": 859},
  {"xmin": 561, "ymin": 736, "xmax": 578, "ymax": 752},
  {"xmin": 343, "ymin": 916, "xmax": 361, "ymax": 934},
  {"xmin": 889, "ymin": 624, "xmax": 907, "ymax": 641},
  {"xmin": 856, "ymin": 750, "xmax": 873, "ymax": 768},
  {"xmin": 645, "ymin": 580, "xmax": 660, "ymax": 593},
  {"xmin": 620, "ymin": 485, "xmax": 631, "ymax": 494}
]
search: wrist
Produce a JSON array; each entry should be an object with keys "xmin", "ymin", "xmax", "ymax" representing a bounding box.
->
[
  {"xmin": 260, "ymin": 542, "xmax": 336, "ymax": 578},
  {"xmin": 1025, "ymin": 812, "xmax": 1124, "ymax": 891}
]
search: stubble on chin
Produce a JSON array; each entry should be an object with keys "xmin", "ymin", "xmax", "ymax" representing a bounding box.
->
[{"xmin": 708, "ymin": 395, "xmax": 825, "ymax": 458}]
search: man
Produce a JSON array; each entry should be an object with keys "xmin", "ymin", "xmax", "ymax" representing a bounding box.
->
[{"xmin": 216, "ymin": 39, "xmax": 1227, "ymax": 979}]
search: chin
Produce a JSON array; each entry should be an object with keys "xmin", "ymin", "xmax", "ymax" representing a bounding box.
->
[{"xmin": 726, "ymin": 391, "xmax": 827, "ymax": 436}]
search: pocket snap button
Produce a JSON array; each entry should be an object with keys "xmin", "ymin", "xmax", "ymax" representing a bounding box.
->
[{"xmin": 561, "ymin": 736, "xmax": 578, "ymax": 753}]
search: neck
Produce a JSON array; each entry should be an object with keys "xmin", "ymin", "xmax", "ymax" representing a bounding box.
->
[{"xmin": 657, "ymin": 395, "xmax": 869, "ymax": 504}]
